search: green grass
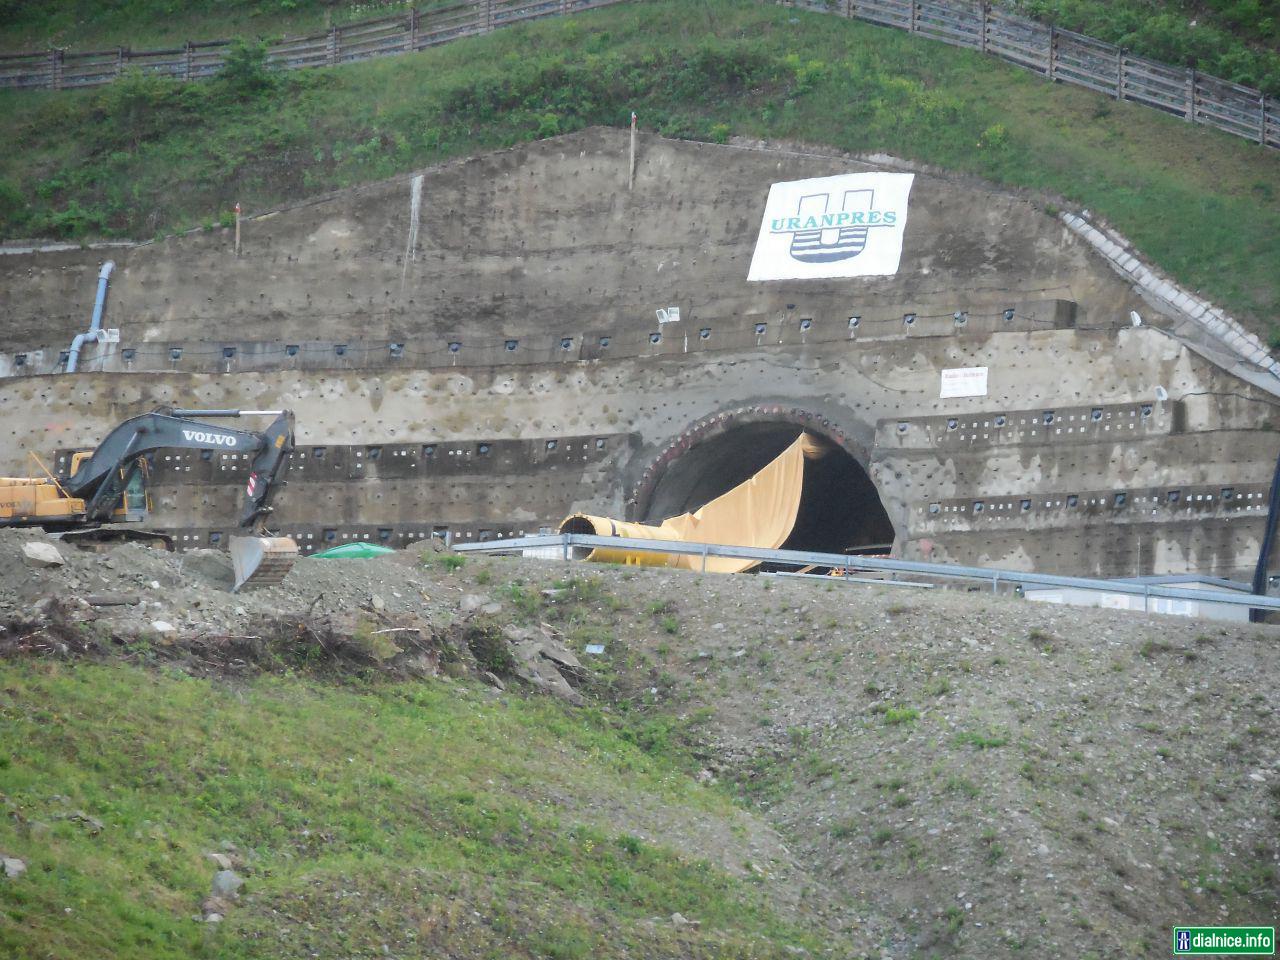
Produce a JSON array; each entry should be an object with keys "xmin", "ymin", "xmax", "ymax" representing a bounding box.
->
[
  {"xmin": 882, "ymin": 705, "xmax": 920, "ymax": 726},
  {"xmin": 0, "ymin": 0, "xmax": 445, "ymax": 52},
  {"xmin": 0, "ymin": 660, "xmax": 830, "ymax": 959},
  {"xmin": 1007, "ymin": 0, "xmax": 1280, "ymax": 93},
  {"xmin": 4, "ymin": 0, "xmax": 1275, "ymax": 94},
  {"xmin": 1, "ymin": 0, "xmax": 1278, "ymax": 332},
  {"xmin": 954, "ymin": 728, "xmax": 1011, "ymax": 749}
]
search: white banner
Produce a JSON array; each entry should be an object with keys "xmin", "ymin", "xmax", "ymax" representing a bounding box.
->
[
  {"xmin": 940, "ymin": 366, "xmax": 989, "ymax": 399},
  {"xmin": 748, "ymin": 172, "xmax": 914, "ymax": 281}
]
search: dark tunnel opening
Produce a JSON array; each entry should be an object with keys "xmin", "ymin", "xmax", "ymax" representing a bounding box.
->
[{"xmin": 641, "ymin": 423, "xmax": 895, "ymax": 556}]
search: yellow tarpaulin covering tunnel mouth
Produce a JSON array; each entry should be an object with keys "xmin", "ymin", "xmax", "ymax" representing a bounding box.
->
[{"xmin": 559, "ymin": 432, "xmax": 827, "ymax": 573}]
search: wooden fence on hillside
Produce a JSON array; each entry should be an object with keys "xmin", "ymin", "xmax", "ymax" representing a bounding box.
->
[
  {"xmin": 810, "ymin": 0, "xmax": 1279, "ymax": 149},
  {"xmin": 0, "ymin": 0, "xmax": 1275, "ymax": 150},
  {"xmin": 0, "ymin": 1, "xmax": 628, "ymax": 88}
]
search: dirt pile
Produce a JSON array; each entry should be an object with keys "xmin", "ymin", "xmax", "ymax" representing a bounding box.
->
[
  {"xmin": 0, "ymin": 530, "xmax": 584, "ymax": 696},
  {"xmin": 536, "ymin": 567, "xmax": 1280, "ymax": 959},
  {"xmin": 2, "ymin": 528, "xmax": 1278, "ymax": 958}
]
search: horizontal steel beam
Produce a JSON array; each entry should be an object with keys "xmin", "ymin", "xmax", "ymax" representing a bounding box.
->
[
  {"xmin": 454, "ymin": 533, "xmax": 1280, "ymax": 611},
  {"xmin": 773, "ymin": 571, "xmax": 937, "ymax": 589}
]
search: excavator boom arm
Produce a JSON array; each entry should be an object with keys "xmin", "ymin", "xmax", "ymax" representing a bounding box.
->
[{"xmin": 66, "ymin": 409, "xmax": 295, "ymax": 529}]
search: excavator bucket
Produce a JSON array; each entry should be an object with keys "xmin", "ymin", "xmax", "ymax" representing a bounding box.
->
[{"xmin": 229, "ymin": 535, "xmax": 299, "ymax": 592}]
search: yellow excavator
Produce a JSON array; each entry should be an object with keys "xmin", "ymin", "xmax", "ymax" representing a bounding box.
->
[{"xmin": 0, "ymin": 407, "xmax": 299, "ymax": 591}]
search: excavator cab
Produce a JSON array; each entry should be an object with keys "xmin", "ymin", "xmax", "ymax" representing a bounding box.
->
[
  {"xmin": 64, "ymin": 452, "xmax": 150, "ymax": 523},
  {"xmin": 120, "ymin": 459, "xmax": 149, "ymax": 523}
]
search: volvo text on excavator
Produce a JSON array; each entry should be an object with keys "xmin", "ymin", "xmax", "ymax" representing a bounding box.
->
[{"xmin": 0, "ymin": 408, "xmax": 299, "ymax": 591}]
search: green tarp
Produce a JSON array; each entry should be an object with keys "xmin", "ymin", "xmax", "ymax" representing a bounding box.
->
[{"xmin": 310, "ymin": 542, "xmax": 395, "ymax": 559}]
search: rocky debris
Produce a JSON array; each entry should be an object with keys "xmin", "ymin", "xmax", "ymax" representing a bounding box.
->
[
  {"xmin": 460, "ymin": 594, "xmax": 487, "ymax": 613},
  {"xmin": 538, "ymin": 640, "xmax": 581, "ymax": 672},
  {"xmin": 460, "ymin": 593, "xmax": 502, "ymax": 615},
  {"xmin": 85, "ymin": 593, "xmax": 139, "ymax": 607},
  {"xmin": 59, "ymin": 811, "xmax": 104, "ymax": 835},
  {"xmin": 0, "ymin": 528, "xmax": 599, "ymax": 707},
  {"xmin": 2, "ymin": 857, "xmax": 26, "ymax": 879},
  {"xmin": 21, "ymin": 541, "xmax": 63, "ymax": 568},
  {"xmin": 519, "ymin": 656, "xmax": 583, "ymax": 704},
  {"xmin": 211, "ymin": 869, "xmax": 244, "ymax": 898},
  {"xmin": 199, "ymin": 859, "xmax": 248, "ymax": 921},
  {"xmin": 594, "ymin": 568, "xmax": 1280, "ymax": 960},
  {"xmin": 2, "ymin": 524, "xmax": 1277, "ymax": 957},
  {"xmin": 0, "ymin": 527, "xmax": 458, "ymax": 640},
  {"xmin": 200, "ymin": 893, "xmax": 233, "ymax": 922},
  {"xmin": 503, "ymin": 625, "xmax": 585, "ymax": 705}
]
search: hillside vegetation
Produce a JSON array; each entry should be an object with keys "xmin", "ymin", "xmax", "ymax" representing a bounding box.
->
[
  {"xmin": 1, "ymin": 535, "xmax": 1276, "ymax": 959},
  {"xmin": 1008, "ymin": 0, "xmax": 1280, "ymax": 93},
  {"xmin": 1, "ymin": 0, "xmax": 1277, "ymax": 95},
  {"xmin": 0, "ymin": 0, "xmax": 1278, "ymax": 335},
  {"xmin": 0, "ymin": 0, "xmax": 425, "ymax": 52},
  {"xmin": 0, "ymin": 663, "xmax": 837, "ymax": 959}
]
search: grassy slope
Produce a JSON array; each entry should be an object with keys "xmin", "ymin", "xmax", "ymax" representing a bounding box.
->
[
  {"xmin": 0, "ymin": 660, "xmax": 830, "ymax": 959},
  {"xmin": 2, "ymin": 0, "xmax": 1275, "ymax": 95},
  {"xmin": 1007, "ymin": 0, "xmax": 1280, "ymax": 93},
  {"xmin": 0, "ymin": 0, "xmax": 1278, "ymax": 332},
  {"xmin": 0, "ymin": 548, "xmax": 1275, "ymax": 959},
  {"xmin": 0, "ymin": 1, "xmax": 425, "ymax": 51}
]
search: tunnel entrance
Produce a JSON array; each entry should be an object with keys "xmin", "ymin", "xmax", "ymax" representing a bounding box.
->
[{"xmin": 640, "ymin": 422, "xmax": 894, "ymax": 556}]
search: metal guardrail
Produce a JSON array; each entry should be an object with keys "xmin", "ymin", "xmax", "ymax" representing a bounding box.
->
[
  {"xmin": 454, "ymin": 532, "xmax": 1280, "ymax": 612},
  {"xmin": 0, "ymin": 0, "xmax": 1273, "ymax": 150}
]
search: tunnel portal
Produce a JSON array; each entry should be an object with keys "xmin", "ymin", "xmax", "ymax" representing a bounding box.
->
[{"xmin": 640, "ymin": 422, "xmax": 895, "ymax": 556}]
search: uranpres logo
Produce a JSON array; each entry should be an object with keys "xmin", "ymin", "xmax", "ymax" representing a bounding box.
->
[
  {"xmin": 748, "ymin": 172, "xmax": 914, "ymax": 281},
  {"xmin": 773, "ymin": 188, "xmax": 896, "ymax": 263}
]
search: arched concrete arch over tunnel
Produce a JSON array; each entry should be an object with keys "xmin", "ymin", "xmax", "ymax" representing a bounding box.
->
[{"xmin": 633, "ymin": 410, "xmax": 896, "ymax": 556}]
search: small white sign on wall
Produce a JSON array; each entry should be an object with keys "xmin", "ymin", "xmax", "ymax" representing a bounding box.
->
[{"xmin": 939, "ymin": 366, "xmax": 989, "ymax": 399}]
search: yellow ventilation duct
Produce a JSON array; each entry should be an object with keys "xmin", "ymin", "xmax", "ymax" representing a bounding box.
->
[{"xmin": 560, "ymin": 432, "xmax": 825, "ymax": 573}]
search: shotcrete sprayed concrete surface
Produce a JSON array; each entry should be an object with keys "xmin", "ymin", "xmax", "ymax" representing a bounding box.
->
[
  {"xmin": 2, "ymin": 124, "xmax": 1280, "ymax": 960},
  {"xmin": 1, "ymin": 127, "xmax": 1278, "ymax": 580}
]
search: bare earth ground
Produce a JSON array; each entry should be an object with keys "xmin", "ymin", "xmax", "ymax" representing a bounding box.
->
[{"xmin": 1, "ymin": 528, "xmax": 1277, "ymax": 959}]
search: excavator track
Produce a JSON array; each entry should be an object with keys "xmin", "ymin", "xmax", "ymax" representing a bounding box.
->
[{"xmin": 54, "ymin": 526, "xmax": 173, "ymax": 552}]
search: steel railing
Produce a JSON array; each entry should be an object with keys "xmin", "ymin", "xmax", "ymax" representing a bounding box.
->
[{"xmin": 453, "ymin": 532, "xmax": 1280, "ymax": 612}]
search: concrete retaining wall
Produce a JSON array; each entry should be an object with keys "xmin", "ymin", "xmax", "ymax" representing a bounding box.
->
[{"xmin": 1, "ymin": 129, "xmax": 1275, "ymax": 581}]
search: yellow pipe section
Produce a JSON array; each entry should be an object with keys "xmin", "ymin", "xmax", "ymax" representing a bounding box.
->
[{"xmin": 561, "ymin": 432, "xmax": 822, "ymax": 573}]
